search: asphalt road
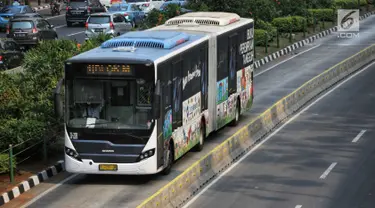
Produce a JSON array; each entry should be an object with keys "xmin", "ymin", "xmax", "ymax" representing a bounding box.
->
[
  {"xmin": 10, "ymin": 12, "xmax": 375, "ymax": 208},
  {"xmin": 183, "ymin": 58, "xmax": 375, "ymax": 208}
]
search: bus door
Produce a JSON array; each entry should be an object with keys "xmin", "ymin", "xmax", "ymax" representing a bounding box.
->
[
  {"xmin": 228, "ymin": 33, "xmax": 238, "ymax": 97},
  {"xmin": 157, "ymin": 63, "xmax": 172, "ymax": 168}
]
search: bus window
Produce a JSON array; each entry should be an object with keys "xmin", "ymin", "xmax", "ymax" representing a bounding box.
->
[{"xmin": 172, "ymin": 60, "xmax": 183, "ymax": 130}]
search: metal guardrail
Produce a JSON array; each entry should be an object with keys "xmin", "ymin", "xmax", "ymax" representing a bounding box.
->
[{"xmin": 0, "ymin": 127, "xmax": 60, "ymax": 183}]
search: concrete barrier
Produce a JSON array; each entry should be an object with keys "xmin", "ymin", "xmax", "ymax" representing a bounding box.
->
[{"xmin": 137, "ymin": 44, "xmax": 375, "ymax": 208}]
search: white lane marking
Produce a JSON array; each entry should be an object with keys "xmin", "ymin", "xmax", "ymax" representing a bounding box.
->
[
  {"xmin": 55, "ymin": 24, "xmax": 67, "ymax": 29},
  {"xmin": 295, "ymin": 205, "xmax": 303, "ymax": 208},
  {"xmin": 19, "ymin": 173, "xmax": 78, "ymax": 208},
  {"xmin": 67, "ymin": 31, "xmax": 84, "ymax": 37},
  {"xmin": 45, "ymin": 14, "xmax": 65, "ymax": 20},
  {"xmin": 182, "ymin": 60, "xmax": 375, "ymax": 208},
  {"xmin": 352, "ymin": 130, "xmax": 366, "ymax": 143},
  {"xmin": 319, "ymin": 162, "xmax": 338, "ymax": 179},
  {"xmin": 254, "ymin": 44, "xmax": 321, "ymax": 77}
]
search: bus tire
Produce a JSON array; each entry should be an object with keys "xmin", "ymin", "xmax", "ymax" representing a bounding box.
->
[
  {"xmin": 193, "ymin": 124, "xmax": 205, "ymax": 152},
  {"xmin": 230, "ymin": 98, "xmax": 240, "ymax": 126},
  {"xmin": 161, "ymin": 141, "xmax": 173, "ymax": 175}
]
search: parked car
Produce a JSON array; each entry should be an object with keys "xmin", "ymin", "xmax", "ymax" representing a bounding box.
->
[
  {"xmin": 127, "ymin": 0, "xmax": 163, "ymax": 12},
  {"xmin": 65, "ymin": 0, "xmax": 106, "ymax": 27},
  {"xmin": 6, "ymin": 17, "xmax": 58, "ymax": 48},
  {"xmin": 107, "ymin": 3, "xmax": 145, "ymax": 27},
  {"xmin": 85, "ymin": 12, "xmax": 132, "ymax": 40},
  {"xmin": 0, "ymin": 5, "xmax": 36, "ymax": 30},
  {"xmin": 0, "ymin": 38, "xmax": 24, "ymax": 70}
]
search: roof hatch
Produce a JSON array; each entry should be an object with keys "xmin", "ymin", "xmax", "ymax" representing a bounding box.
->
[
  {"xmin": 165, "ymin": 12, "xmax": 241, "ymax": 26},
  {"xmin": 101, "ymin": 31, "xmax": 190, "ymax": 49}
]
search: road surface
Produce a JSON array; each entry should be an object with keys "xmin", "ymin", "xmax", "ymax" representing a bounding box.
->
[{"xmin": 183, "ymin": 57, "xmax": 375, "ymax": 208}]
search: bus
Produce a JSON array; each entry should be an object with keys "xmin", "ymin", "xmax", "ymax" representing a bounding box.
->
[{"xmin": 54, "ymin": 12, "xmax": 254, "ymax": 175}]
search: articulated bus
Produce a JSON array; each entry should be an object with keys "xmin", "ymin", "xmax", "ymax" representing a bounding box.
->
[{"xmin": 54, "ymin": 12, "xmax": 254, "ymax": 175}]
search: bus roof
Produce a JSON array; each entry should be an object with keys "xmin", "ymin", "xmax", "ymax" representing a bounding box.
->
[
  {"xmin": 66, "ymin": 30, "xmax": 208, "ymax": 65},
  {"xmin": 149, "ymin": 12, "xmax": 253, "ymax": 36}
]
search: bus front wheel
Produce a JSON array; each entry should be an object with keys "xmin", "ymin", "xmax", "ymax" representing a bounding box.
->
[{"xmin": 162, "ymin": 141, "xmax": 173, "ymax": 175}]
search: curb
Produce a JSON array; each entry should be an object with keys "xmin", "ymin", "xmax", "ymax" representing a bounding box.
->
[
  {"xmin": 0, "ymin": 160, "xmax": 65, "ymax": 206},
  {"xmin": 32, "ymin": 5, "xmax": 50, "ymax": 11},
  {"xmin": 254, "ymin": 11, "xmax": 375, "ymax": 69}
]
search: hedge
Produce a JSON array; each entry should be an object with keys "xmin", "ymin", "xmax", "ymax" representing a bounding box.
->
[
  {"xmin": 254, "ymin": 29, "xmax": 272, "ymax": 46},
  {"xmin": 255, "ymin": 19, "xmax": 277, "ymax": 39},
  {"xmin": 334, "ymin": 0, "xmax": 367, "ymax": 9},
  {"xmin": 0, "ymin": 154, "xmax": 16, "ymax": 174},
  {"xmin": 271, "ymin": 16, "xmax": 306, "ymax": 33},
  {"xmin": 308, "ymin": 9, "xmax": 335, "ymax": 22}
]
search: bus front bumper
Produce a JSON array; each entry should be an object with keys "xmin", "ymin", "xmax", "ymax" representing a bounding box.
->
[{"xmin": 65, "ymin": 154, "xmax": 161, "ymax": 175}]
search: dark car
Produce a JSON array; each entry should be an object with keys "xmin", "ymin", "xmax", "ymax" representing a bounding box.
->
[
  {"xmin": 6, "ymin": 17, "xmax": 58, "ymax": 47},
  {"xmin": 65, "ymin": 0, "xmax": 106, "ymax": 27},
  {"xmin": 0, "ymin": 38, "xmax": 24, "ymax": 70},
  {"xmin": 11, "ymin": 12, "xmax": 43, "ymax": 20}
]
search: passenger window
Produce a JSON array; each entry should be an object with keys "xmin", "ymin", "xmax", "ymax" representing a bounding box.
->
[
  {"xmin": 113, "ymin": 15, "xmax": 122, "ymax": 23},
  {"xmin": 43, "ymin": 20, "xmax": 51, "ymax": 28},
  {"xmin": 36, "ymin": 20, "xmax": 46, "ymax": 29}
]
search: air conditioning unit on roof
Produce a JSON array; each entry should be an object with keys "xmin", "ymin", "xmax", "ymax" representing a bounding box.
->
[{"xmin": 165, "ymin": 12, "xmax": 241, "ymax": 26}]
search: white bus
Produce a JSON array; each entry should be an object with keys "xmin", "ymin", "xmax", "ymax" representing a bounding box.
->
[{"xmin": 54, "ymin": 12, "xmax": 254, "ymax": 175}]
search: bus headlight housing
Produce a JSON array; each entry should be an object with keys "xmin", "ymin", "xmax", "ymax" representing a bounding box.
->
[
  {"xmin": 138, "ymin": 148, "xmax": 155, "ymax": 161},
  {"xmin": 65, "ymin": 147, "xmax": 82, "ymax": 161}
]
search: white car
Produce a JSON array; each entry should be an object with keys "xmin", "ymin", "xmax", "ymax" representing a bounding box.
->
[
  {"xmin": 85, "ymin": 12, "xmax": 132, "ymax": 40},
  {"xmin": 127, "ymin": 0, "xmax": 164, "ymax": 13}
]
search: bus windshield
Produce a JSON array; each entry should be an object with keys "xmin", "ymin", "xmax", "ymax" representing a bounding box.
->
[{"xmin": 66, "ymin": 78, "xmax": 154, "ymax": 130}]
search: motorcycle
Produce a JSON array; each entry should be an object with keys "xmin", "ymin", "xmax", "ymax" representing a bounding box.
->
[{"xmin": 50, "ymin": 3, "xmax": 61, "ymax": 16}]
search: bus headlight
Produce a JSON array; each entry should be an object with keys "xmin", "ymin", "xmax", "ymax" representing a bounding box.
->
[
  {"xmin": 65, "ymin": 147, "xmax": 82, "ymax": 161},
  {"xmin": 138, "ymin": 148, "xmax": 155, "ymax": 161}
]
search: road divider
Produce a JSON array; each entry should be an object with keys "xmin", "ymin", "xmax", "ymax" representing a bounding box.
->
[{"xmin": 136, "ymin": 43, "xmax": 375, "ymax": 208}]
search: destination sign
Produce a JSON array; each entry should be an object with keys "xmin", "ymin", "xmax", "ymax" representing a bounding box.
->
[{"xmin": 86, "ymin": 64, "xmax": 132, "ymax": 75}]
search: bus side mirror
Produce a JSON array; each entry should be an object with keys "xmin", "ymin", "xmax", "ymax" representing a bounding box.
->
[
  {"xmin": 152, "ymin": 80, "xmax": 161, "ymax": 119},
  {"xmin": 54, "ymin": 78, "xmax": 64, "ymax": 121}
]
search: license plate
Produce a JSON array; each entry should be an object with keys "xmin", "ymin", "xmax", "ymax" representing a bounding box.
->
[
  {"xmin": 94, "ymin": 28, "xmax": 104, "ymax": 32},
  {"xmin": 15, "ymin": 33, "xmax": 26, "ymax": 37},
  {"xmin": 99, "ymin": 164, "xmax": 118, "ymax": 171}
]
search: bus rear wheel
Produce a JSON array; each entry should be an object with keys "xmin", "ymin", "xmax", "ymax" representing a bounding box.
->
[
  {"xmin": 230, "ymin": 99, "xmax": 240, "ymax": 126},
  {"xmin": 193, "ymin": 125, "xmax": 205, "ymax": 152},
  {"xmin": 161, "ymin": 142, "xmax": 173, "ymax": 175}
]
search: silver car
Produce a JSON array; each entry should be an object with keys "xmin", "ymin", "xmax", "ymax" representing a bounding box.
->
[{"xmin": 85, "ymin": 13, "xmax": 132, "ymax": 40}]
